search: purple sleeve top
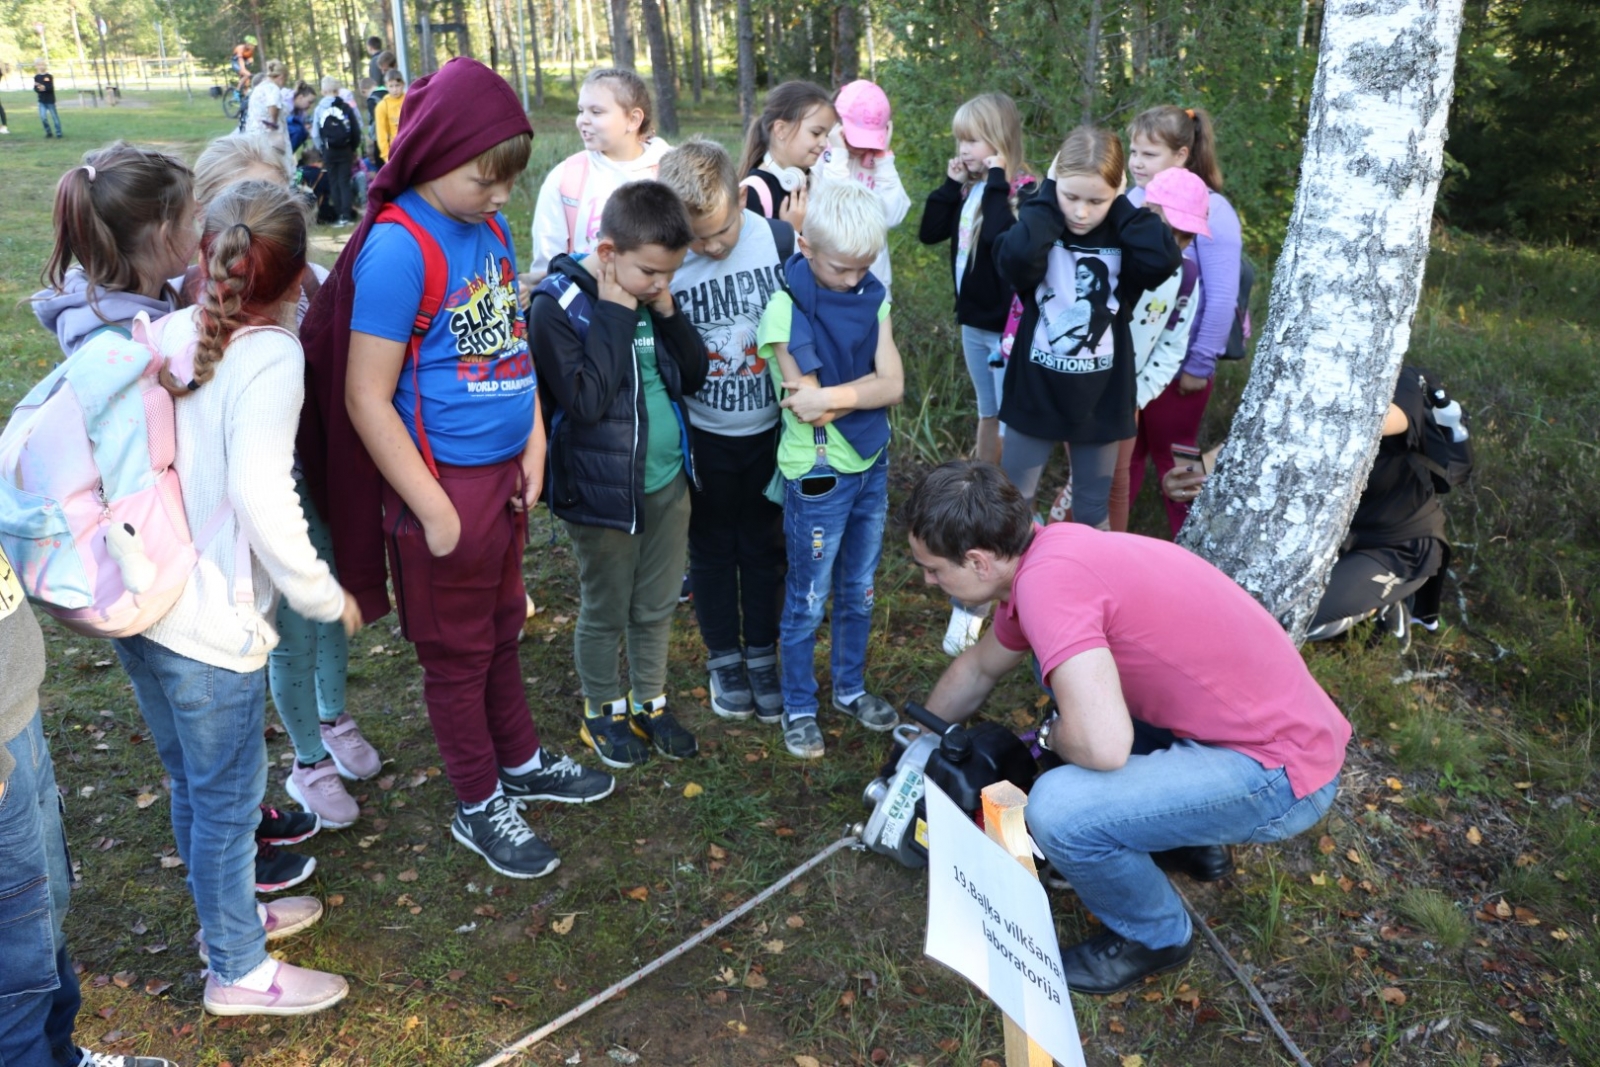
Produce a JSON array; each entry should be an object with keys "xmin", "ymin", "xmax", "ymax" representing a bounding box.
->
[{"xmin": 1183, "ymin": 192, "xmax": 1242, "ymax": 379}]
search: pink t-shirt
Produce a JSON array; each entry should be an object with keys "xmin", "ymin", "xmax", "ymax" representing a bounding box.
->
[{"xmin": 992, "ymin": 524, "xmax": 1351, "ymax": 798}]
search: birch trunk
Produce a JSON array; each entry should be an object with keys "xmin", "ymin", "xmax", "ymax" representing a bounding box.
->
[
  {"xmin": 642, "ymin": 0, "xmax": 680, "ymax": 135},
  {"xmin": 1179, "ymin": 0, "xmax": 1466, "ymax": 641}
]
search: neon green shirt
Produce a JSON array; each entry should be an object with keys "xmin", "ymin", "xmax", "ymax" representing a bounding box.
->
[{"xmin": 756, "ymin": 292, "xmax": 892, "ymax": 480}]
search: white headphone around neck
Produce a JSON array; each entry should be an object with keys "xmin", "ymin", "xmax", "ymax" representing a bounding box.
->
[{"xmin": 761, "ymin": 154, "xmax": 808, "ymax": 193}]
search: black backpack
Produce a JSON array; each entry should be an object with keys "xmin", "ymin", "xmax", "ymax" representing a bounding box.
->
[
  {"xmin": 1409, "ymin": 368, "xmax": 1474, "ymax": 494},
  {"xmin": 320, "ymin": 102, "xmax": 357, "ymax": 151},
  {"xmin": 1220, "ymin": 255, "xmax": 1255, "ymax": 361}
]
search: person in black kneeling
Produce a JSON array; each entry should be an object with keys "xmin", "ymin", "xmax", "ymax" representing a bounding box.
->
[{"xmin": 1164, "ymin": 366, "xmax": 1458, "ymax": 651}]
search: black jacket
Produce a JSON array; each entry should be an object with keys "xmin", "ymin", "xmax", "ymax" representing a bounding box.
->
[
  {"xmin": 530, "ymin": 254, "xmax": 709, "ymax": 533},
  {"xmin": 994, "ymin": 182, "xmax": 1181, "ymax": 443},
  {"xmin": 918, "ymin": 168, "xmax": 1037, "ymax": 332}
]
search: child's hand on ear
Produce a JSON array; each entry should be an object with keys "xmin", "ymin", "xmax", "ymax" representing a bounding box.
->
[
  {"xmin": 778, "ymin": 182, "xmax": 809, "ymax": 233},
  {"xmin": 947, "ymin": 157, "xmax": 967, "ymax": 182},
  {"xmin": 984, "ymin": 153, "xmax": 1007, "ymax": 172},
  {"xmin": 646, "ymin": 288, "xmax": 678, "ymax": 318},
  {"xmin": 595, "ymin": 255, "xmax": 637, "ymax": 310}
]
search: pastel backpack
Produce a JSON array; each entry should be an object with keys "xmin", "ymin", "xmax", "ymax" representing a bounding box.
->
[{"xmin": 0, "ymin": 312, "xmax": 246, "ymax": 638}]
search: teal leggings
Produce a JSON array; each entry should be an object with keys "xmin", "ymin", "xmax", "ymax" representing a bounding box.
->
[{"xmin": 267, "ymin": 480, "xmax": 348, "ymax": 765}]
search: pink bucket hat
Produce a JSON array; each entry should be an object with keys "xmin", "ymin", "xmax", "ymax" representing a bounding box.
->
[
  {"xmin": 834, "ymin": 80, "xmax": 891, "ymax": 152},
  {"xmin": 1144, "ymin": 167, "xmax": 1212, "ymax": 238}
]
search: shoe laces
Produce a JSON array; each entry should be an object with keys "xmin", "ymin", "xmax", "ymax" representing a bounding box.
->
[
  {"xmin": 257, "ymin": 840, "xmax": 280, "ymax": 860},
  {"xmin": 544, "ymin": 755, "xmax": 583, "ymax": 780},
  {"xmin": 486, "ymin": 799, "xmax": 537, "ymax": 845}
]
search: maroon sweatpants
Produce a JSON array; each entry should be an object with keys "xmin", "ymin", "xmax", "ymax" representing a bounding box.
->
[
  {"xmin": 382, "ymin": 458, "xmax": 538, "ymax": 805},
  {"xmin": 1128, "ymin": 375, "xmax": 1216, "ymax": 537}
]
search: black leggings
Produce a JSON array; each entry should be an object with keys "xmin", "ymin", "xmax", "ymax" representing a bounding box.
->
[
  {"xmin": 1000, "ymin": 429, "xmax": 1121, "ymax": 528},
  {"xmin": 688, "ymin": 425, "xmax": 786, "ymax": 651}
]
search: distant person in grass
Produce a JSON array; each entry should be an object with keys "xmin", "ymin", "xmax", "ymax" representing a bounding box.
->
[{"xmin": 33, "ymin": 58, "xmax": 61, "ymax": 138}]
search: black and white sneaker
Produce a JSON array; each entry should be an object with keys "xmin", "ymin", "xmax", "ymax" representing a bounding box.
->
[
  {"xmin": 707, "ymin": 649, "xmax": 754, "ymax": 720},
  {"xmin": 1370, "ymin": 600, "xmax": 1412, "ymax": 654},
  {"xmin": 77, "ymin": 1049, "xmax": 179, "ymax": 1067},
  {"xmin": 256, "ymin": 804, "xmax": 320, "ymax": 846},
  {"xmin": 255, "ymin": 841, "xmax": 317, "ymax": 893},
  {"xmin": 451, "ymin": 795, "xmax": 560, "ymax": 879},
  {"xmin": 500, "ymin": 753, "xmax": 615, "ymax": 805}
]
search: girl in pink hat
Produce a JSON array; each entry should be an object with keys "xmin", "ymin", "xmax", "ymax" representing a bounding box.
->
[{"xmin": 814, "ymin": 79, "xmax": 911, "ymax": 298}]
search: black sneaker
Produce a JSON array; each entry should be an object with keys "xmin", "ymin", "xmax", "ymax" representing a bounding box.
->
[
  {"xmin": 256, "ymin": 804, "xmax": 320, "ymax": 846},
  {"xmin": 707, "ymin": 649, "xmax": 754, "ymax": 720},
  {"xmin": 580, "ymin": 698, "xmax": 652, "ymax": 769},
  {"xmin": 255, "ymin": 841, "xmax": 317, "ymax": 893},
  {"xmin": 679, "ymin": 573, "xmax": 693, "ymax": 603},
  {"xmin": 501, "ymin": 753, "xmax": 615, "ymax": 804},
  {"xmin": 450, "ymin": 795, "xmax": 560, "ymax": 879},
  {"xmin": 744, "ymin": 645, "xmax": 784, "ymax": 724},
  {"xmin": 629, "ymin": 693, "xmax": 698, "ymax": 760}
]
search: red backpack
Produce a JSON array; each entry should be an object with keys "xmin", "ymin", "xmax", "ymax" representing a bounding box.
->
[{"xmin": 372, "ymin": 202, "xmax": 511, "ymax": 478}]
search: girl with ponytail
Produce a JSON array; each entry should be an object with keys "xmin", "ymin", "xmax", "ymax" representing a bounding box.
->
[
  {"xmin": 32, "ymin": 140, "xmax": 196, "ymax": 355},
  {"xmin": 109, "ymin": 179, "xmax": 363, "ymax": 1018}
]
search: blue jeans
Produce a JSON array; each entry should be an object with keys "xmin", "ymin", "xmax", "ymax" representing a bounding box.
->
[
  {"xmin": 778, "ymin": 452, "xmax": 889, "ymax": 717},
  {"xmin": 113, "ymin": 636, "xmax": 269, "ymax": 984},
  {"xmin": 0, "ymin": 708, "xmax": 81, "ymax": 1067},
  {"xmin": 1026, "ymin": 727, "xmax": 1338, "ymax": 949},
  {"xmin": 960, "ymin": 326, "xmax": 1006, "ymax": 420},
  {"xmin": 269, "ymin": 481, "xmax": 348, "ymax": 765},
  {"xmin": 38, "ymin": 103, "xmax": 61, "ymax": 136}
]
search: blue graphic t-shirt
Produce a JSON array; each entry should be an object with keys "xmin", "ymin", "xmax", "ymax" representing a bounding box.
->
[{"xmin": 351, "ymin": 189, "xmax": 535, "ymax": 467}]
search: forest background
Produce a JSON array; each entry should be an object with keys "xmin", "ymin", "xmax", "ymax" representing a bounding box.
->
[{"xmin": 0, "ymin": 0, "xmax": 1597, "ymax": 1065}]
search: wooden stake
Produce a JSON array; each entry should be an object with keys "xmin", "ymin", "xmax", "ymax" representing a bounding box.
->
[{"xmin": 981, "ymin": 781, "xmax": 1054, "ymax": 1067}]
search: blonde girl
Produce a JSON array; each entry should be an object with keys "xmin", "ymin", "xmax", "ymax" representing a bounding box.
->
[
  {"xmin": 737, "ymin": 80, "xmax": 837, "ymax": 233},
  {"xmin": 993, "ymin": 126, "xmax": 1180, "ymax": 528},
  {"xmin": 526, "ymin": 67, "xmax": 670, "ymax": 282},
  {"xmin": 112, "ymin": 180, "xmax": 361, "ymax": 1017}
]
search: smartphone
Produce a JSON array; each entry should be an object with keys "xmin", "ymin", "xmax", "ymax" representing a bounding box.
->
[{"xmin": 1171, "ymin": 443, "xmax": 1208, "ymax": 474}]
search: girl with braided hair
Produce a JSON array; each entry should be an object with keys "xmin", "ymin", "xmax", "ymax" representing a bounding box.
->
[{"xmin": 107, "ymin": 179, "xmax": 362, "ymax": 1017}]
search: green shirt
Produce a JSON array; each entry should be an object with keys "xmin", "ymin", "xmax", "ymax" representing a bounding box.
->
[
  {"xmin": 635, "ymin": 310, "xmax": 683, "ymax": 493},
  {"xmin": 757, "ymin": 292, "xmax": 892, "ymax": 480}
]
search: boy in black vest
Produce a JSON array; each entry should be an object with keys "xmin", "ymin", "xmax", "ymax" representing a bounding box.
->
[{"xmin": 529, "ymin": 182, "xmax": 708, "ymax": 768}]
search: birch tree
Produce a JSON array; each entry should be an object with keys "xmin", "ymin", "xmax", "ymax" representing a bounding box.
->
[{"xmin": 1179, "ymin": 0, "xmax": 1467, "ymax": 641}]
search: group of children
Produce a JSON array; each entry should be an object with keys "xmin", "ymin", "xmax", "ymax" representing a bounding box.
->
[{"xmin": 9, "ymin": 53, "xmax": 1242, "ymax": 1035}]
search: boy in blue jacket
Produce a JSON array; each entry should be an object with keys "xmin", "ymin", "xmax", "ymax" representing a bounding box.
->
[{"xmin": 530, "ymin": 181, "xmax": 709, "ymax": 768}]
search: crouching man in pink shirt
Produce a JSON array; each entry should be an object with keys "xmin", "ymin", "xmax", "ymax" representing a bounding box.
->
[{"xmin": 903, "ymin": 460, "xmax": 1350, "ymax": 995}]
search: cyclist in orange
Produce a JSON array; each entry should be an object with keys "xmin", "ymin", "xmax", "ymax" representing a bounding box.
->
[{"xmin": 232, "ymin": 36, "xmax": 257, "ymax": 93}]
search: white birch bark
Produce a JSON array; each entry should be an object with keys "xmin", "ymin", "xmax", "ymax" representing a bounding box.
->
[{"xmin": 1179, "ymin": 0, "xmax": 1465, "ymax": 641}]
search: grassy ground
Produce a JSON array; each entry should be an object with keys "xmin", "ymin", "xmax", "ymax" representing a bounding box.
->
[{"xmin": 2, "ymin": 90, "xmax": 1596, "ymax": 1067}]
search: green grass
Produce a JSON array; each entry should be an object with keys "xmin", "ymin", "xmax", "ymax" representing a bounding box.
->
[{"xmin": 4, "ymin": 89, "xmax": 1598, "ymax": 1065}]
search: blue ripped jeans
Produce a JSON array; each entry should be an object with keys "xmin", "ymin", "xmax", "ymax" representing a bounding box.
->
[
  {"xmin": 777, "ymin": 451, "xmax": 889, "ymax": 717},
  {"xmin": 0, "ymin": 707, "xmax": 81, "ymax": 1067}
]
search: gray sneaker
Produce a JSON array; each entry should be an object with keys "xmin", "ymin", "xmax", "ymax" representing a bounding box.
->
[
  {"xmin": 782, "ymin": 715, "xmax": 825, "ymax": 759},
  {"xmin": 707, "ymin": 649, "xmax": 754, "ymax": 720},
  {"xmin": 744, "ymin": 645, "xmax": 784, "ymax": 724},
  {"xmin": 500, "ymin": 753, "xmax": 615, "ymax": 804},
  {"xmin": 832, "ymin": 692, "xmax": 899, "ymax": 732},
  {"xmin": 451, "ymin": 794, "xmax": 560, "ymax": 879}
]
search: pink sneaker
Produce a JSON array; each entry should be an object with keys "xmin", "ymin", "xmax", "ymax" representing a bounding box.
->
[
  {"xmin": 286, "ymin": 759, "xmax": 359, "ymax": 829},
  {"xmin": 202, "ymin": 960, "xmax": 348, "ymax": 1016},
  {"xmin": 320, "ymin": 713, "xmax": 381, "ymax": 780},
  {"xmin": 198, "ymin": 896, "xmax": 324, "ymax": 963}
]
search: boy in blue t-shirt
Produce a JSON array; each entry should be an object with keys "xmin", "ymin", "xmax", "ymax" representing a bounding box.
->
[
  {"xmin": 528, "ymin": 182, "xmax": 708, "ymax": 769},
  {"xmin": 757, "ymin": 181, "xmax": 905, "ymax": 759},
  {"xmin": 346, "ymin": 131, "xmax": 614, "ymax": 882}
]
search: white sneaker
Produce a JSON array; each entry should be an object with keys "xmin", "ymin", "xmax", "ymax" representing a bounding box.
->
[{"xmin": 942, "ymin": 605, "xmax": 984, "ymax": 656}]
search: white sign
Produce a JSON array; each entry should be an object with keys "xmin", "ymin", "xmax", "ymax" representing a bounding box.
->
[{"xmin": 923, "ymin": 781, "xmax": 1085, "ymax": 1067}]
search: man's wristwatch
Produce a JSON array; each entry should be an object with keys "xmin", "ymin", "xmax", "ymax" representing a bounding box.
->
[{"xmin": 1036, "ymin": 714, "xmax": 1057, "ymax": 756}]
